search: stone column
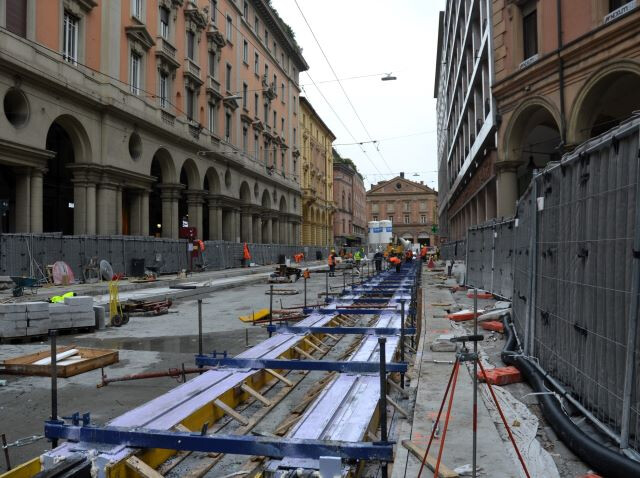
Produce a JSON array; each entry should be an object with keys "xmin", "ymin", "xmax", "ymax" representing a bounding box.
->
[
  {"xmin": 14, "ymin": 167, "xmax": 31, "ymax": 233},
  {"xmin": 272, "ymin": 218, "xmax": 279, "ymax": 244},
  {"xmin": 241, "ymin": 207, "xmax": 253, "ymax": 243},
  {"xmin": 496, "ymin": 161, "xmax": 519, "ymax": 218},
  {"xmin": 73, "ymin": 181, "xmax": 87, "ymax": 235},
  {"xmin": 262, "ymin": 215, "xmax": 272, "ymax": 243},
  {"xmin": 116, "ymin": 187, "xmax": 123, "ymax": 235},
  {"xmin": 253, "ymin": 215, "xmax": 262, "ymax": 244},
  {"xmin": 96, "ymin": 184, "xmax": 118, "ymax": 235},
  {"xmin": 222, "ymin": 209, "xmax": 234, "ymax": 242},
  {"xmin": 233, "ymin": 208, "xmax": 242, "ymax": 242},
  {"xmin": 208, "ymin": 199, "xmax": 222, "ymax": 240},
  {"xmin": 86, "ymin": 182, "xmax": 97, "ymax": 235},
  {"xmin": 30, "ymin": 168, "xmax": 44, "ymax": 233},
  {"xmin": 185, "ymin": 190, "xmax": 205, "ymax": 238},
  {"xmin": 476, "ymin": 192, "xmax": 485, "ymax": 224},
  {"xmin": 486, "ymin": 181, "xmax": 497, "ymax": 219},
  {"xmin": 140, "ymin": 190, "xmax": 150, "ymax": 236},
  {"xmin": 159, "ymin": 184, "xmax": 182, "ymax": 239},
  {"xmin": 286, "ymin": 221, "xmax": 293, "ymax": 245}
]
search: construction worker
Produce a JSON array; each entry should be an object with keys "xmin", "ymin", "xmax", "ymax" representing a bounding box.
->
[
  {"xmin": 389, "ymin": 255, "xmax": 402, "ymax": 273},
  {"xmin": 405, "ymin": 249, "xmax": 413, "ymax": 262},
  {"xmin": 242, "ymin": 242, "xmax": 251, "ymax": 268},
  {"xmin": 328, "ymin": 249, "xmax": 337, "ymax": 277},
  {"xmin": 420, "ymin": 245, "xmax": 428, "ymax": 262},
  {"xmin": 373, "ymin": 250, "xmax": 383, "ymax": 272},
  {"xmin": 354, "ymin": 248, "xmax": 364, "ymax": 275},
  {"xmin": 49, "ymin": 291, "xmax": 76, "ymax": 303}
]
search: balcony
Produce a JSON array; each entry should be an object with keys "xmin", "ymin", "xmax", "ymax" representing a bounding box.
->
[
  {"xmin": 155, "ymin": 37, "xmax": 180, "ymax": 70},
  {"xmin": 206, "ymin": 75, "xmax": 222, "ymax": 100},
  {"xmin": 183, "ymin": 58, "xmax": 203, "ymax": 87}
]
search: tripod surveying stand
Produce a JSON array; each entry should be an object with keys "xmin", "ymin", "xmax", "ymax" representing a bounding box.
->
[{"xmin": 417, "ymin": 334, "xmax": 531, "ymax": 478}]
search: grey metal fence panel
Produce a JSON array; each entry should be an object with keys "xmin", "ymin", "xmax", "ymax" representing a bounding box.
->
[
  {"xmin": 440, "ymin": 240, "xmax": 466, "ymax": 261},
  {"xmin": 493, "ymin": 221, "xmax": 515, "ymax": 299}
]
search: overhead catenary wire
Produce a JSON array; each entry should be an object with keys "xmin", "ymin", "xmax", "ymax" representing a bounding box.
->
[{"xmin": 293, "ymin": 0, "xmax": 395, "ymax": 175}]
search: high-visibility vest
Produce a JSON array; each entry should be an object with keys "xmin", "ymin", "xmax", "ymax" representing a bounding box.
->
[
  {"xmin": 50, "ymin": 291, "xmax": 75, "ymax": 303},
  {"xmin": 243, "ymin": 243, "xmax": 251, "ymax": 260},
  {"xmin": 328, "ymin": 254, "xmax": 335, "ymax": 266}
]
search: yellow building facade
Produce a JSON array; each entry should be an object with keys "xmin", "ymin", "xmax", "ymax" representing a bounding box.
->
[{"xmin": 300, "ymin": 97, "xmax": 335, "ymax": 246}]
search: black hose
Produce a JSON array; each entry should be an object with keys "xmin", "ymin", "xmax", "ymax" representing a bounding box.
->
[{"xmin": 501, "ymin": 316, "xmax": 640, "ymax": 478}]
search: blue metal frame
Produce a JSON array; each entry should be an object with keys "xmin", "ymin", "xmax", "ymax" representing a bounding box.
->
[
  {"xmin": 195, "ymin": 356, "xmax": 408, "ymax": 373},
  {"xmin": 44, "ymin": 421, "xmax": 394, "ymax": 461},
  {"xmin": 304, "ymin": 308, "xmax": 399, "ymax": 315},
  {"xmin": 265, "ymin": 325, "xmax": 416, "ymax": 336}
]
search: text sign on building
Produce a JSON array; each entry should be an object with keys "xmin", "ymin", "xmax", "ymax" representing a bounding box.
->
[
  {"xmin": 604, "ymin": 0, "xmax": 637, "ymax": 23},
  {"xmin": 519, "ymin": 54, "xmax": 539, "ymax": 70}
]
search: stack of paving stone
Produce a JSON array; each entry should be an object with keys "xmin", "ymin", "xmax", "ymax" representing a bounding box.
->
[
  {"xmin": 0, "ymin": 303, "xmax": 28, "ymax": 338},
  {"xmin": 26, "ymin": 301, "xmax": 51, "ymax": 336},
  {"xmin": 64, "ymin": 296, "xmax": 95, "ymax": 328}
]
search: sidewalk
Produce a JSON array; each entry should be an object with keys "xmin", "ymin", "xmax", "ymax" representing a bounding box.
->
[{"xmin": 392, "ymin": 270, "xmax": 521, "ymax": 478}]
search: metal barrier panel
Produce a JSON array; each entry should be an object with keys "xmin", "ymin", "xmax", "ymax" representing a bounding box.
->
[
  {"xmin": 493, "ymin": 221, "xmax": 515, "ymax": 299},
  {"xmin": 440, "ymin": 239, "xmax": 466, "ymax": 261}
]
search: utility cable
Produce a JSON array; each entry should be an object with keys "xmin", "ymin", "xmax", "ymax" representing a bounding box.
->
[{"xmin": 293, "ymin": 0, "xmax": 395, "ymax": 175}]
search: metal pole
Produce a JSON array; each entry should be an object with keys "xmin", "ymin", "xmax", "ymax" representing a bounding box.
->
[
  {"xmin": 325, "ymin": 269, "xmax": 329, "ymax": 304},
  {"xmin": 472, "ymin": 288, "xmax": 478, "ymax": 478},
  {"xmin": 304, "ymin": 275, "xmax": 308, "ymax": 308},
  {"xmin": 342, "ymin": 270, "xmax": 346, "ymax": 294},
  {"xmin": 269, "ymin": 285, "xmax": 274, "ymax": 338},
  {"xmin": 197, "ymin": 299, "xmax": 203, "ymax": 357},
  {"xmin": 525, "ymin": 171, "xmax": 539, "ymax": 355},
  {"xmin": 378, "ymin": 337, "xmax": 388, "ymax": 478},
  {"xmin": 2, "ymin": 433, "xmax": 11, "ymax": 471},
  {"xmin": 400, "ymin": 300, "xmax": 405, "ymax": 389},
  {"xmin": 621, "ymin": 144, "xmax": 640, "ymax": 449},
  {"xmin": 50, "ymin": 329, "xmax": 58, "ymax": 448}
]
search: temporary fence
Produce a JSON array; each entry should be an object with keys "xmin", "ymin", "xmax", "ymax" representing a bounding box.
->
[
  {"xmin": 439, "ymin": 239, "xmax": 466, "ymax": 261},
  {"xmin": 0, "ymin": 233, "xmax": 346, "ymax": 279},
  {"xmin": 442, "ymin": 115, "xmax": 640, "ymax": 455}
]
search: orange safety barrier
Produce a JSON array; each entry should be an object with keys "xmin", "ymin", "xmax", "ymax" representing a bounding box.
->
[
  {"xmin": 477, "ymin": 366, "xmax": 522, "ymax": 386},
  {"xmin": 481, "ymin": 320, "xmax": 505, "ymax": 333},
  {"xmin": 446, "ymin": 309, "xmax": 483, "ymax": 322}
]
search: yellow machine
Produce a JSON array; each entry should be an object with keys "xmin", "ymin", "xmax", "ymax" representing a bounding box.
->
[{"xmin": 108, "ymin": 281, "xmax": 129, "ymax": 327}]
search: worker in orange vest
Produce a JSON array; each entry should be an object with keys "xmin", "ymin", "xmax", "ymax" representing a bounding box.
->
[
  {"xmin": 420, "ymin": 245, "xmax": 427, "ymax": 262},
  {"xmin": 242, "ymin": 242, "xmax": 251, "ymax": 268},
  {"xmin": 328, "ymin": 249, "xmax": 337, "ymax": 277}
]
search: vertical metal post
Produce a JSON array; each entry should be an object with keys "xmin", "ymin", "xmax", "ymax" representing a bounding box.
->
[
  {"xmin": 268, "ymin": 285, "xmax": 274, "ymax": 338},
  {"xmin": 49, "ymin": 330, "xmax": 58, "ymax": 448},
  {"xmin": 400, "ymin": 300, "xmax": 405, "ymax": 389},
  {"xmin": 304, "ymin": 275, "xmax": 308, "ymax": 308},
  {"xmin": 197, "ymin": 299, "xmax": 203, "ymax": 358},
  {"xmin": 351, "ymin": 268, "xmax": 355, "ymax": 288},
  {"xmin": 472, "ymin": 288, "xmax": 478, "ymax": 478},
  {"xmin": 2, "ymin": 433, "xmax": 11, "ymax": 471},
  {"xmin": 325, "ymin": 269, "xmax": 329, "ymax": 304},
  {"xmin": 378, "ymin": 337, "xmax": 388, "ymax": 478},
  {"xmin": 526, "ymin": 171, "xmax": 539, "ymax": 356},
  {"xmin": 490, "ymin": 226, "xmax": 496, "ymax": 294},
  {"xmin": 620, "ymin": 148, "xmax": 640, "ymax": 449}
]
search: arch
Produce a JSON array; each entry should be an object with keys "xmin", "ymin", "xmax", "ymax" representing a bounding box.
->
[
  {"xmin": 179, "ymin": 158, "xmax": 201, "ymax": 190},
  {"xmin": 151, "ymin": 148, "xmax": 177, "ymax": 183},
  {"xmin": 261, "ymin": 189, "xmax": 271, "ymax": 209},
  {"xmin": 204, "ymin": 167, "xmax": 221, "ymax": 194},
  {"xmin": 239, "ymin": 181, "xmax": 252, "ymax": 204},
  {"xmin": 47, "ymin": 114, "xmax": 92, "ymax": 164},
  {"xmin": 502, "ymin": 97, "xmax": 562, "ymax": 196},
  {"xmin": 279, "ymin": 195, "xmax": 287, "ymax": 213},
  {"xmin": 569, "ymin": 60, "xmax": 640, "ymax": 143}
]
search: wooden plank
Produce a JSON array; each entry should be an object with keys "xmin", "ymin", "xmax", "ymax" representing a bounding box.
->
[
  {"xmin": 265, "ymin": 368, "xmax": 293, "ymax": 386},
  {"xmin": 2, "ymin": 346, "xmax": 118, "ymax": 377},
  {"xmin": 275, "ymin": 413, "xmax": 302, "ymax": 436},
  {"xmin": 239, "ymin": 308, "xmax": 269, "ymax": 323},
  {"xmin": 293, "ymin": 346, "xmax": 315, "ymax": 360},
  {"xmin": 303, "ymin": 338, "xmax": 325, "ymax": 354},
  {"xmin": 401, "ymin": 439, "xmax": 458, "ymax": 478},
  {"xmin": 240, "ymin": 383, "xmax": 271, "ymax": 406},
  {"xmin": 387, "ymin": 395, "xmax": 409, "ymax": 418},
  {"xmin": 125, "ymin": 456, "xmax": 165, "ymax": 478},
  {"xmin": 387, "ymin": 377, "xmax": 409, "ymax": 398},
  {"xmin": 214, "ymin": 399, "xmax": 249, "ymax": 425}
]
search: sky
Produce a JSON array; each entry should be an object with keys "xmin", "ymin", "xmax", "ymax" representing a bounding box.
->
[{"xmin": 270, "ymin": 0, "xmax": 446, "ymax": 191}]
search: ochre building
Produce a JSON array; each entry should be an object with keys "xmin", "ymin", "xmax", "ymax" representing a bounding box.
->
[
  {"xmin": 0, "ymin": 0, "xmax": 307, "ymax": 244},
  {"xmin": 299, "ymin": 96, "xmax": 335, "ymax": 246},
  {"xmin": 366, "ymin": 173, "xmax": 438, "ymax": 246}
]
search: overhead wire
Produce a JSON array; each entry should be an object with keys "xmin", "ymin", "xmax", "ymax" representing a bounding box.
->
[{"xmin": 292, "ymin": 0, "xmax": 395, "ymax": 175}]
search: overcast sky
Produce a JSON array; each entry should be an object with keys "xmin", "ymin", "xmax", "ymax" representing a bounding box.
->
[{"xmin": 270, "ymin": 0, "xmax": 446, "ymax": 191}]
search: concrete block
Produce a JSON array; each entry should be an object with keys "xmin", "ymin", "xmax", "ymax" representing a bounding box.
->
[
  {"xmin": 0, "ymin": 327, "xmax": 26, "ymax": 338},
  {"xmin": 0, "ymin": 303, "xmax": 27, "ymax": 313},
  {"xmin": 64, "ymin": 296, "xmax": 93, "ymax": 308},
  {"xmin": 0, "ymin": 312, "xmax": 27, "ymax": 322},
  {"xmin": 0, "ymin": 320, "xmax": 28, "ymax": 330},
  {"xmin": 49, "ymin": 304, "xmax": 71, "ymax": 315},
  {"xmin": 27, "ymin": 325, "xmax": 50, "ymax": 336},
  {"xmin": 25, "ymin": 302, "xmax": 49, "ymax": 312},
  {"xmin": 93, "ymin": 306, "xmax": 105, "ymax": 330},
  {"xmin": 50, "ymin": 317, "xmax": 73, "ymax": 329},
  {"xmin": 27, "ymin": 311, "xmax": 50, "ymax": 320}
]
